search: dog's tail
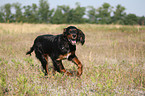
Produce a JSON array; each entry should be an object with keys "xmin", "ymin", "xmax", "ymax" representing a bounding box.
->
[{"xmin": 26, "ymin": 46, "xmax": 34, "ymax": 56}]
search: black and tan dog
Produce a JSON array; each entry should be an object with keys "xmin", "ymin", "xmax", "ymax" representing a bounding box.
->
[{"xmin": 26, "ymin": 26, "xmax": 85, "ymax": 77}]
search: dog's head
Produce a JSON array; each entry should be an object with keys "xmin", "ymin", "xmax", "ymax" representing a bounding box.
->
[{"xmin": 63, "ymin": 26, "xmax": 85, "ymax": 45}]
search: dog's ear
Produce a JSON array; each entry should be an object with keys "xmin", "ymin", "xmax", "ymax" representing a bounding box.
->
[
  {"xmin": 77, "ymin": 29, "xmax": 85, "ymax": 45},
  {"xmin": 63, "ymin": 28, "xmax": 67, "ymax": 36}
]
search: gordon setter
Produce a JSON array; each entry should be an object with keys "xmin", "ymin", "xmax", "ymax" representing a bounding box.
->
[{"xmin": 26, "ymin": 26, "xmax": 85, "ymax": 77}]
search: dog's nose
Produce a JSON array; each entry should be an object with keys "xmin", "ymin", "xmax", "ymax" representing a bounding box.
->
[{"xmin": 72, "ymin": 34, "xmax": 76, "ymax": 38}]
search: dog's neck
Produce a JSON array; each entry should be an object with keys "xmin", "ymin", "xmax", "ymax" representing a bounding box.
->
[{"xmin": 60, "ymin": 34, "xmax": 70, "ymax": 44}]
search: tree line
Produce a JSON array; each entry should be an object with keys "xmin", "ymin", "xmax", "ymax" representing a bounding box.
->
[{"xmin": 0, "ymin": 0, "xmax": 145, "ymax": 25}]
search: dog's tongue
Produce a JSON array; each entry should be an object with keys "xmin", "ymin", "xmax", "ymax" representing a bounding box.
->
[{"xmin": 72, "ymin": 40, "xmax": 76, "ymax": 45}]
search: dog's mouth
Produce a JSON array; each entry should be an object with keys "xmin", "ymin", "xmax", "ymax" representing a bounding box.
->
[{"xmin": 68, "ymin": 39, "xmax": 76, "ymax": 45}]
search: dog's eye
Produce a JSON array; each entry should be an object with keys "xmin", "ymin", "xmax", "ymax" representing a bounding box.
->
[{"xmin": 69, "ymin": 29, "xmax": 77, "ymax": 32}]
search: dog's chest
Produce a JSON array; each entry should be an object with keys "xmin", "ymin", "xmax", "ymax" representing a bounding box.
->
[
  {"xmin": 60, "ymin": 43, "xmax": 70, "ymax": 53},
  {"xmin": 57, "ymin": 52, "xmax": 71, "ymax": 60},
  {"xmin": 56, "ymin": 43, "xmax": 71, "ymax": 60}
]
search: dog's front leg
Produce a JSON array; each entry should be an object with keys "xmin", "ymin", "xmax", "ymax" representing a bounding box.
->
[{"xmin": 72, "ymin": 57, "xmax": 83, "ymax": 77}]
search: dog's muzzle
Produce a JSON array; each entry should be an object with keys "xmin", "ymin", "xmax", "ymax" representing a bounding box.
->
[{"xmin": 69, "ymin": 39, "xmax": 76, "ymax": 45}]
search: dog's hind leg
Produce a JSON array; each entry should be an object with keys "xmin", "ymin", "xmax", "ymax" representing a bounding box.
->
[
  {"xmin": 43, "ymin": 54, "xmax": 49, "ymax": 75},
  {"xmin": 35, "ymin": 47, "xmax": 49, "ymax": 76},
  {"xmin": 52, "ymin": 59, "xmax": 72, "ymax": 76}
]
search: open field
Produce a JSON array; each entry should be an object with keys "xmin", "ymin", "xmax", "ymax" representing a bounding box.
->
[{"xmin": 0, "ymin": 23, "xmax": 145, "ymax": 95}]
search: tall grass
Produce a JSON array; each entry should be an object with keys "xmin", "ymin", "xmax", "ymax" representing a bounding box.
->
[{"xmin": 0, "ymin": 23, "xmax": 145, "ymax": 95}]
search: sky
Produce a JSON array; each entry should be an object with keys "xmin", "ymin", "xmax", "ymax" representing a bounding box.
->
[{"xmin": 0, "ymin": 0, "xmax": 145, "ymax": 16}]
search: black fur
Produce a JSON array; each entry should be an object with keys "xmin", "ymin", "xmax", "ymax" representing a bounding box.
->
[{"xmin": 26, "ymin": 26, "xmax": 85, "ymax": 76}]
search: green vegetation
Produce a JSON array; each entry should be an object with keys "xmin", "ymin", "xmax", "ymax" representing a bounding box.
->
[
  {"xmin": 0, "ymin": 24, "xmax": 145, "ymax": 95},
  {"xmin": 0, "ymin": 0, "xmax": 145, "ymax": 25}
]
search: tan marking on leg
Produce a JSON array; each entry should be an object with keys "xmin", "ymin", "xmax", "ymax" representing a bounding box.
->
[{"xmin": 72, "ymin": 57, "xmax": 83, "ymax": 77}]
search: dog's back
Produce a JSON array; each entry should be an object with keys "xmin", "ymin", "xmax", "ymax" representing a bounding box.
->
[{"xmin": 26, "ymin": 34, "xmax": 65, "ymax": 56}]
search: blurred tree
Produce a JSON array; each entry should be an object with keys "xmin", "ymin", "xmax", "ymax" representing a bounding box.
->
[
  {"xmin": 50, "ymin": 3, "xmax": 85, "ymax": 24},
  {"xmin": 0, "ymin": 7, "xmax": 5, "ymax": 22},
  {"xmin": 23, "ymin": 5, "xmax": 33, "ymax": 23},
  {"xmin": 38, "ymin": 0, "xmax": 54, "ymax": 23},
  {"xmin": 112, "ymin": 4, "xmax": 126, "ymax": 24},
  {"xmin": 124, "ymin": 14, "xmax": 138, "ymax": 25},
  {"xmin": 23, "ymin": 4, "xmax": 39, "ymax": 23},
  {"xmin": 72, "ymin": 2, "xmax": 86, "ymax": 23},
  {"xmin": 31, "ymin": 3, "xmax": 39, "ymax": 23},
  {"xmin": 87, "ymin": 6, "xmax": 97, "ymax": 23},
  {"xmin": 32, "ymin": 3, "xmax": 37, "ymax": 13},
  {"xmin": 57, "ymin": 5, "xmax": 70, "ymax": 23},
  {"xmin": 138, "ymin": 16, "xmax": 145, "ymax": 25},
  {"xmin": 50, "ymin": 6, "xmax": 64, "ymax": 24},
  {"xmin": 3, "ymin": 3, "xmax": 12, "ymax": 22},
  {"xmin": 23, "ymin": 4, "xmax": 40, "ymax": 23},
  {"xmin": 67, "ymin": 2, "xmax": 86, "ymax": 24},
  {"xmin": 66, "ymin": 9, "xmax": 75, "ymax": 23},
  {"xmin": 13, "ymin": 3, "xmax": 23, "ymax": 22},
  {"xmin": 97, "ymin": 3, "xmax": 113, "ymax": 24}
]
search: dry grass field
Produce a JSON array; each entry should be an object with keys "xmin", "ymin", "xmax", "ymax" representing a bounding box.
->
[{"xmin": 0, "ymin": 23, "xmax": 145, "ymax": 95}]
